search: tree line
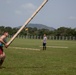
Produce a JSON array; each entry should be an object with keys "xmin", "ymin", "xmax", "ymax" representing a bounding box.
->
[{"xmin": 0, "ymin": 26, "xmax": 76, "ymax": 37}]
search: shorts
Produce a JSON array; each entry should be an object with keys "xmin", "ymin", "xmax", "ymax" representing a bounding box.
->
[
  {"xmin": 0, "ymin": 47, "xmax": 3, "ymax": 54},
  {"xmin": 43, "ymin": 43, "xmax": 46, "ymax": 47}
]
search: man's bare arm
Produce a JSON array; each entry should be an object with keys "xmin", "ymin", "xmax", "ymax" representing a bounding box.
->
[{"xmin": 0, "ymin": 38, "xmax": 6, "ymax": 45}]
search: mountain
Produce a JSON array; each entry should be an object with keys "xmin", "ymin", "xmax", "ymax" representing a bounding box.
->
[{"xmin": 26, "ymin": 23, "xmax": 55, "ymax": 31}]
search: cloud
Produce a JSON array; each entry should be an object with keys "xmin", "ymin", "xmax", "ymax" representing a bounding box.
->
[
  {"xmin": 21, "ymin": 3, "xmax": 36, "ymax": 10},
  {"xmin": 15, "ymin": 10, "xmax": 22, "ymax": 15},
  {"xmin": 68, "ymin": 16, "xmax": 76, "ymax": 20},
  {"xmin": 15, "ymin": 3, "xmax": 37, "ymax": 15},
  {"xmin": 21, "ymin": 3, "xmax": 36, "ymax": 13},
  {"xmin": 6, "ymin": 0, "xmax": 12, "ymax": 4}
]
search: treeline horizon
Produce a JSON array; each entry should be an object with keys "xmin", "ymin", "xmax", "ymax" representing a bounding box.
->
[{"xmin": 0, "ymin": 26, "xmax": 76, "ymax": 37}]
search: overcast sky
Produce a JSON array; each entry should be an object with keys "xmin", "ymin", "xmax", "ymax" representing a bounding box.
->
[{"xmin": 0, "ymin": 0, "xmax": 76, "ymax": 28}]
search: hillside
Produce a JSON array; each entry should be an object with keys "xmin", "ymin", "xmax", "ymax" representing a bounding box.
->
[{"xmin": 26, "ymin": 23, "xmax": 55, "ymax": 31}]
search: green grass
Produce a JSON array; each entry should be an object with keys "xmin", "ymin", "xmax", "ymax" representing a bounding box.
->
[{"xmin": 0, "ymin": 38, "xmax": 76, "ymax": 75}]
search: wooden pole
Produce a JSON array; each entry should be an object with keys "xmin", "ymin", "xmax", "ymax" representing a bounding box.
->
[{"xmin": 6, "ymin": 0, "xmax": 48, "ymax": 47}]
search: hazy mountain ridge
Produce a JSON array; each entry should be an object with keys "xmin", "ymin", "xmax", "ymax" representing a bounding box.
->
[{"xmin": 26, "ymin": 23, "xmax": 55, "ymax": 31}]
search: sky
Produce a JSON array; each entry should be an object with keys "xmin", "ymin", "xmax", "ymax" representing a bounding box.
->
[{"xmin": 0, "ymin": 0, "xmax": 76, "ymax": 29}]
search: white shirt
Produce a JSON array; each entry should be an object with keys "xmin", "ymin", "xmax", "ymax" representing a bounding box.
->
[{"xmin": 43, "ymin": 36, "xmax": 47, "ymax": 43}]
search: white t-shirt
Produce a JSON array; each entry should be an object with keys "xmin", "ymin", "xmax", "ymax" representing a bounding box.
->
[{"xmin": 43, "ymin": 36, "xmax": 47, "ymax": 43}]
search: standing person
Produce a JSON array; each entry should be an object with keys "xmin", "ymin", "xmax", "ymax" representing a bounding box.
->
[
  {"xmin": 43, "ymin": 34, "xmax": 47, "ymax": 50},
  {"xmin": 0, "ymin": 32, "xmax": 8, "ymax": 67}
]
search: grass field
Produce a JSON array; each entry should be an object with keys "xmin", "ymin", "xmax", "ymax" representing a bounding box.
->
[{"xmin": 0, "ymin": 38, "xmax": 76, "ymax": 75}]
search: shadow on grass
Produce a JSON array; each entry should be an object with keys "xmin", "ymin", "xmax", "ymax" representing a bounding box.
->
[
  {"xmin": 0, "ymin": 66, "xmax": 44, "ymax": 69},
  {"xmin": 0, "ymin": 66, "xmax": 6, "ymax": 69}
]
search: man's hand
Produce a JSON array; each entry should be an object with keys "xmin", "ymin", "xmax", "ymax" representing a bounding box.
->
[{"xmin": 5, "ymin": 44, "xmax": 8, "ymax": 48}]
